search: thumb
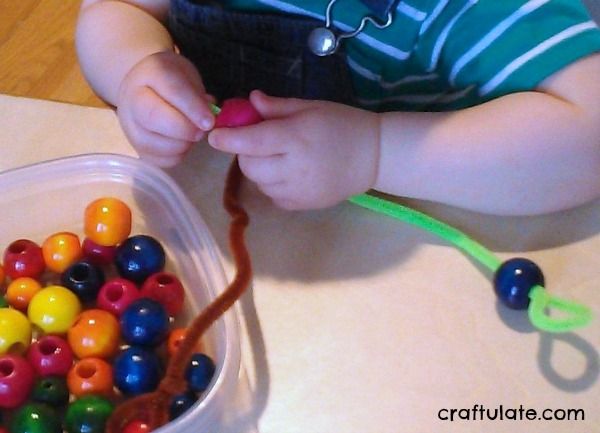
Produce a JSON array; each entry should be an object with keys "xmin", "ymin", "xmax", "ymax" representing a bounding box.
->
[{"xmin": 249, "ymin": 90, "xmax": 312, "ymax": 120}]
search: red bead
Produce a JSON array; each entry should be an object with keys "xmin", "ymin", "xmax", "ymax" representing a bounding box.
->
[
  {"xmin": 0, "ymin": 264, "xmax": 5, "ymax": 287},
  {"xmin": 67, "ymin": 309, "xmax": 120, "ymax": 359},
  {"xmin": 215, "ymin": 98, "xmax": 263, "ymax": 128},
  {"xmin": 67, "ymin": 357, "xmax": 114, "ymax": 397},
  {"xmin": 96, "ymin": 278, "xmax": 140, "ymax": 317},
  {"xmin": 27, "ymin": 335, "xmax": 74, "ymax": 377},
  {"xmin": 0, "ymin": 354, "xmax": 35, "ymax": 408},
  {"xmin": 41, "ymin": 232, "xmax": 83, "ymax": 274},
  {"xmin": 82, "ymin": 237, "xmax": 117, "ymax": 266},
  {"xmin": 140, "ymin": 272, "xmax": 185, "ymax": 316},
  {"xmin": 3, "ymin": 239, "xmax": 45, "ymax": 280},
  {"xmin": 122, "ymin": 420, "xmax": 151, "ymax": 433}
]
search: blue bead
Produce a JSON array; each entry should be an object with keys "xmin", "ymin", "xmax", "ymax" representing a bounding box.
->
[
  {"xmin": 114, "ymin": 235, "xmax": 166, "ymax": 284},
  {"xmin": 120, "ymin": 298, "xmax": 169, "ymax": 346},
  {"xmin": 494, "ymin": 257, "xmax": 544, "ymax": 310},
  {"xmin": 113, "ymin": 346, "xmax": 162, "ymax": 396},
  {"xmin": 185, "ymin": 353, "xmax": 216, "ymax": 393},
  {"xmin": 169, "ymin": 390, "xmax": 198, "ymax": 420},
  {"xmin": 61, "ymin": 260, "xmax": 105, "ymax": 303}
]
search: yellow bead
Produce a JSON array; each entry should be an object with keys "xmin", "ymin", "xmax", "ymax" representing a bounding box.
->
[
  {"xmin": 28, "ymin": 286, "xmax": 82, "ymax": 334},
  {"xmin": 0, "ymin": 308, "xmax": 32, "ymax": 354},
  {"xmin": 6, "ymin": 277, "xmax": 42, "ymax": 310}
]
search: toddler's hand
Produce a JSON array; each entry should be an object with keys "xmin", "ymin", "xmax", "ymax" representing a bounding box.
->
[
  {"xmin": 116, "ymin": 51, "xmax": 215, "ymax": 167},
  {"xmin": 208, "ymin": 91, "xmax": 381, "ymax": 210}
]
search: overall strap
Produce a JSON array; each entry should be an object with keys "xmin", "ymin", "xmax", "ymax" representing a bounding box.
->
[{"xmin": 359, "ymin": 0, "xmax": 401, "ymax": 20}]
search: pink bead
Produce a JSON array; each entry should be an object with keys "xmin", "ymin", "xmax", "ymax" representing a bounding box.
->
[
  {"xmin": 140, "ymin": 272, "xmax": 185, "ymax": 316},
  {"xmin": 0, "ymin": 354, "xmax": 35, "ymax": 408},
  {"xmin": 3, "ymin": 239, "xmax": 45, "ymax": 280},
  {"xmin": 96, "ymin": 278, "xmax": 140, "ymax": 316},
  {"xmin": 27, "ymin": 335, "xmax": 74, "ymax": 377},
  {"xmin": 215, "ymin": 98, "xmax": 263, "ymax": 128},
  {"xmin": 82, "ymin": 237, "xmax": 117, "ymax": 266}
]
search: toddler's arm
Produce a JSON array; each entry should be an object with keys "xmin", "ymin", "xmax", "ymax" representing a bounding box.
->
[
  {"xmin": 76, "ymin": 0, "xmax": 215, "ymax": 166},
  {"xmin": 76, "ymin": 0, "xmax": 171, "ymax": 104},
  {"xmin": 211, "ymin": 55, "xmax": 599, "ymax": 215},
  {"xmin": 375, "ymin": 54, "xmax": 600, "ymax": 215}
]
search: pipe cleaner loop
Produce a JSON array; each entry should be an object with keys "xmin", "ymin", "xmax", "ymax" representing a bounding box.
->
[
  {"xmin": 348, "ymin": 193, "xmax": 593, "ymax": 333},
  {"xmin": 528, "ymin": 285, "xmax": 593, "ymax": 333}
]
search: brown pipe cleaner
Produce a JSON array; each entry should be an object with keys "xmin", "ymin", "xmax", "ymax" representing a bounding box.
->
[{"xmin": 106, "ymin": 157, "xmax": 252, "ymax": 432}]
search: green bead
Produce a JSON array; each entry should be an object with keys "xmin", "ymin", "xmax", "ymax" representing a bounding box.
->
[
  {"xmin": 31, "ymin": 376, "xmax": 70, "ymax": 407},
  {"xmin": 0, "ymin": 296, "xmax": 8, "ymax": 308},
  {"xmin": 9, "ymin": 403, "xmax": 61, "ymax": 433},
  {"xmin": 64, "ymin": 395, "xmax": 115, "ymax": 433}
]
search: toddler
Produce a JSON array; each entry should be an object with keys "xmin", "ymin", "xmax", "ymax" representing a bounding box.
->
[{"xmin": 76, "ymin": 0, "xmax": 600, "ymax": 215}]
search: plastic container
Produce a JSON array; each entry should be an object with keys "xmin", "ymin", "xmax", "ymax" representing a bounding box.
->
[{"xmin": 0, "ymin": 153, "xmax": 243, "ymax": 432}]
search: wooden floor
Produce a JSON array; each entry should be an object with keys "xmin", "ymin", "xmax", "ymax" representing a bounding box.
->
[{"xmin": 0, "ymin": 0, "xmax": 106, "ymax": 107}]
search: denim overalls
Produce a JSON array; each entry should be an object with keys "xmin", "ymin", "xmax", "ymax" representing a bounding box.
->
[{"xmin": 167, "ymin": 0, "xmax": 357, "ymax": 105}]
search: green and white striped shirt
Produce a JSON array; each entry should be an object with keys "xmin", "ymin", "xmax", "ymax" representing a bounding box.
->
[{"xmin": 219, "ymin": 0, "xmax": 600, "ymax": 111}]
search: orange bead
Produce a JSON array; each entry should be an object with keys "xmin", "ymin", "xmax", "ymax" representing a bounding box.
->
[
  {"xmin": 6, "ymin": 277, "xmax": 42, "ymax": 310},
  {"xmin": 67, "ymin": 309, "xmax": 120, "ymax": 359},
  {"xmin": 167, "ymin": 327, "xmax": 203, "ymax": 357},
  {"xmin": 67, "ymin": 357, "xmax": 114, "ymax": 397},
  {"xmin": 42, "ymin": 232, "xmax": 83, "ymax": 273},
  {"xmin": 167, "ymin": 328, "xmax": 187, "ymax": 357},
  {"xmin": 84, "ymin": 197, "xmax": 132, "ymax": 247}
]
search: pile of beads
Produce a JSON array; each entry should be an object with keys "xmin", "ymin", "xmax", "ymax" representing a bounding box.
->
[{"xmin": 0, "ymin": 197, "xmax": 216, "ymax": 433}]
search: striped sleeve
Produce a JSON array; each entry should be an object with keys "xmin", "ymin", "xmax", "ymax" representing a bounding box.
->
[{"xmin": 415, "ymin": 0, "xmax": 600, "ymax": 102}]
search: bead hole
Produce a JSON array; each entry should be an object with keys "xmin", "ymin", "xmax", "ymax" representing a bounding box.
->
[
  {"xmin": 77, "ymin": 362, "xmax": 97, "ymax": 379},
  {"xmin": 71, "ymin": 264, "xmax": 90, "ymax": 282},
  {"xmin": 0, "ymin": 360, "xmax": 14, "ymax": 377},
  {"xmin": 39, "ymin": 340, "xmax": 59, "ymax": 355},
  {"xmin": 8, "ymin": 240, "xmax": 28, "ymax": 254},
  {"xmin": 157, "ymin": 275, "xmax": 173, "ymax": 286},
  {"xmin": 106, "ymin": 285, "xmax": 123, "ymax": 302}
]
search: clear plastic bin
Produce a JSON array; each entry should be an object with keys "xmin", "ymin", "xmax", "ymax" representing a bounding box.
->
[{"xmin": 0, "ymin": 153, "xmax": 244, "ymax": 432}]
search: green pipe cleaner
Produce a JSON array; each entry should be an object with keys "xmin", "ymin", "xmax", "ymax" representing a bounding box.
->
[{"xmin": 348, "ymin": 193, "xmax": 592, "ymax": 333}]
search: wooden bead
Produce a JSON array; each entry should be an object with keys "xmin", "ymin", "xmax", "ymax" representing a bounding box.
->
[{"xmin": 84, "ymin": 197, "xmax": 132, "ymax": 247}]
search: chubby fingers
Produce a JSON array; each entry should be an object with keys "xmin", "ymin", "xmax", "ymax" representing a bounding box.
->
[
  {"xmin": 132, "ymin": 86, "xmax": 206, "ymax": 142},
  {"xmin": 140, "ymin": 52, "xmax": 215, "ymax": 131},
  {"xmin": 208, "ymin": 121, "xmax": 286, "ymax": 157}
]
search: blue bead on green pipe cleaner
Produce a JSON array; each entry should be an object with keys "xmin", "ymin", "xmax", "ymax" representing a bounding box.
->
[{"xmin": 348, "ymin": 193, "xmax": 592, "ymax": 333}]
